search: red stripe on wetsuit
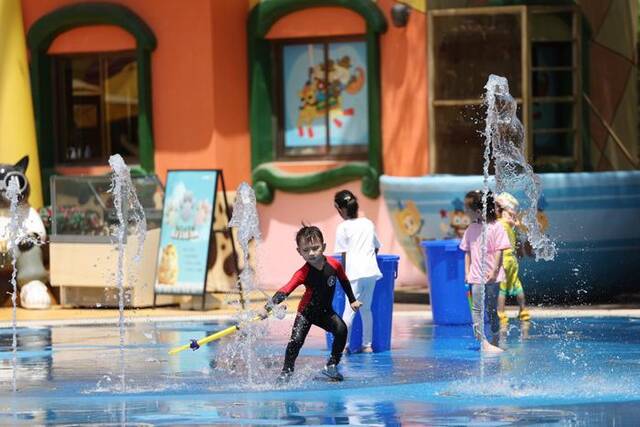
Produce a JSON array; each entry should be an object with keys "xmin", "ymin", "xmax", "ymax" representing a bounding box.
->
[{"xmin": 271, "ymin": 256, "xmax": 356, "ymax": 313}]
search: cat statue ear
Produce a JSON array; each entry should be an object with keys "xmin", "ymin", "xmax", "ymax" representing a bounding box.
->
[{"xmin": 14, "ymin": 156, "xmax": 29, "ymax": 173}]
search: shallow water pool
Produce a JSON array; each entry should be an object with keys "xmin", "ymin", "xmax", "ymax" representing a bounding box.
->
[{"xmin": 1, "ymin": 314, "xmax": 639, "ymax": 425}]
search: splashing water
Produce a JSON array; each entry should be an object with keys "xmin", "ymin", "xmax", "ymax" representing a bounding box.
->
[
  {"xmin": 483, "ymin": 74, "xmax": 556, "ymax": 261},
  {"xmin": 5, "ymin": 178, "xmax": 46, "ymax": 392},
  {"xmin": 227, "ymin": 184, "xmax": 284, "ymax": 324},
  {"xmin": 228, "ymin": 182, "xmax": 262, "ymax": 310},
  {"xmin": 6, "ymin": 178, "xmax": 23, "ymax": 393},
  {"xmin": 108, "ymin": 154, "xmax": 147, "ymax": 393},
  {"xmin": 474, "ymin": 75, "xmax": 557, "ymax": 345},
  {"xmin": 475, "ymin": 94, "xmax": 493, "ymax": 344},
  {"xmin": 228, "ymin": 183, "xmax": 261, "ymax": 258},
  {"xmin": 215, "ymin": 182, "xmax": 285, "ymax": 388}
]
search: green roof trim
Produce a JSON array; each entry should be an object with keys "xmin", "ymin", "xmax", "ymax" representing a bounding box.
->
[{"xmin": 252, "ymin": 162, "xmax": 379, "ymax": 204}]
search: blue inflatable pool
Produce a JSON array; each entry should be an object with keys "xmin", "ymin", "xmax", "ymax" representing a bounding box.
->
[{"xmin": 381, "ymin": 171, "xmax": 640, "ymax": 301}]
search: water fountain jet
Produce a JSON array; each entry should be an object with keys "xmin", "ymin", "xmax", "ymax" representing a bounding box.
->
[
  {"xmin": 6, "ymin": 178, "xmax": 22, "ymax": 393},
  {"xmin": 108, "ymin": 154, "xmax": 147, "ymax": 393}
]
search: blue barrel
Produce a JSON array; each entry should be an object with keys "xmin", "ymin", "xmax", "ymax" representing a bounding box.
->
[
  {"xmin": 326, "ymin": 254, "xmax": 399, "ymax": 353},
  {"xmin": 421, "ymin": 240, "xmax": 472, "ymax": 325}
]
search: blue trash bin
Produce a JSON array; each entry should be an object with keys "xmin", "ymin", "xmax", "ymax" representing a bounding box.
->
[
  {"xmin": 326, "ymin": 254, "xmax": 399, "ymax": 352},
  {"xmin": 421, "ymin": 240, "xmax": 472, "ymax": 325}
]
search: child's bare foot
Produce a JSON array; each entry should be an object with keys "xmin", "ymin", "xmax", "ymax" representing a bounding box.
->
[
  {"xmin": 361, "ymin": 345, "xmax": 373, "ymax": 353},
  {"xmin": 481, "ymin": 339, "xmax": 504, "ymax": 353}
]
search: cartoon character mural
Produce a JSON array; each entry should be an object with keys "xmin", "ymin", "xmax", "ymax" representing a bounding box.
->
[
  {"xmin": 284, "ymin": 42, "xmax": 369, "ymax": 149},
  {"xmin": 164, "ymin": 183, "xmax": 212, "ymax": 241},
  {"xmin": 296, "ymin": 56, "xmax": 364, "ymax": 137},
  {"xmin": 0, "ymin": 156, "xmax": 51, "ymax": 309},
  {"xmin": 388, "ymin": 191, "xmax": 553, "ymax": 273},
  {"xmin": 157, "ymin": 243, "xmax": 179, "ymax": 285},
  {"xmin": 297, "ymin": 82, "xmax": 320, "ymax": 138},
  {"xmin": 391, "ymin": 200, "xmax": 426, "ymax": 271},
  {"xmin": 439, "ymin": 198, "xmax": 470, "ymax": 239}
]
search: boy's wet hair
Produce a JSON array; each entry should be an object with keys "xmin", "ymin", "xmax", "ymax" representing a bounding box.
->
[
  {"xmin": 334, "ymin": 189, "xmax": 359, "ymax": 219},
  {"xmin": 464, "ymin": 190, "xmax": 497, "ymax": 222},
  {"xmin": 296, "ymin": 224, "xmax": 324, "ymax": 246}
]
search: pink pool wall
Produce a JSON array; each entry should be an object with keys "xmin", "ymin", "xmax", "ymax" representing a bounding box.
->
[{"xmin": 255, "ymin": 181, "xmax": 426, "ymax": 291}]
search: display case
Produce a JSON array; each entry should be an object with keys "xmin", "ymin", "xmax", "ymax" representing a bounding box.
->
[{"xmin": 49, "ymin": 174, "xmax": 163, "ymax": 307}]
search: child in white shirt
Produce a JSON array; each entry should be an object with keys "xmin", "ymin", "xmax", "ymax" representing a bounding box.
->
[{"xmin": 334, "ymin": 190, "xmax": 382, "ymax": 353}]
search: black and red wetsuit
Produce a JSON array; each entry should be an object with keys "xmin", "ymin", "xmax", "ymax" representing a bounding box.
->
[{"xmin": 269, "ymin": 256, "xmax": 356, "ymax": 374}]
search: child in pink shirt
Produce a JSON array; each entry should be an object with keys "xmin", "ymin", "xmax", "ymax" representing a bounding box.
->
[{"xmin": 459, "ymin": 190, "xmax": 511, "ymax": 353}]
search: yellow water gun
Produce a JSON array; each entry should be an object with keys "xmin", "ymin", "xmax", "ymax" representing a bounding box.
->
[{"xmin": 168, "ymin": 311, "xmax": 272, "ymax": 355}]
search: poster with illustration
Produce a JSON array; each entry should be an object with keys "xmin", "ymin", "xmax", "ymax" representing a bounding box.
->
[
  {"xmin": 282, "ymin": 41, "xmax": 368, "ymax": 151},
  {"xmin": 154, "ymin": 170, "xmax": 217, "ymax": 295}
]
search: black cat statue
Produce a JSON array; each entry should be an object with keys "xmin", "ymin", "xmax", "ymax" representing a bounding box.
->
[{"xmin": 0, "ymin": 156, "xmax": 50, "ymax": 309}]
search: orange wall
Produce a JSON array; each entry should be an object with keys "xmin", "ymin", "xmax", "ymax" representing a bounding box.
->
[
  {"xmin": 266, "ymin": 7, "xmax": 366, "ymax": 39},
  {"xmin": 209, "ymin": 0, "xmax": 250, "ymax": 188},
  {"xmin": 19, "ymin": 0, "xmax": 430, "ymax": 289},
  {"xmin": 21, "ymin": 0, "xmax": 251, "ymax": 188},
  {"xmin": 21, "ymin": 0, "xmax": 427, "ymax": 185},
  {"xmin": 378, "ymin": 0, "xmax": 429, "ymax": 176},
  {"xmin": 49, "ymin": 25, "xmax": 135, "ymax": 53}
]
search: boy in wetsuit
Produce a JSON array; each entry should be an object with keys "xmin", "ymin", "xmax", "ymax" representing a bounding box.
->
[{"xmin": 264, "ymin": 225, "xmax": 362, "ymax": 382}]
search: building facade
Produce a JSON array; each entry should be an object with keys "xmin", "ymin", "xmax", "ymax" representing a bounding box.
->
[{"xmin": 15, "ymin": 0, "xmax": 639, "ymax": 292}]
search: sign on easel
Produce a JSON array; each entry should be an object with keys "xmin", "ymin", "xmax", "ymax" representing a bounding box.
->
[{"xmin": 153, "ymin": 169, "xmax": 238, "ymax": 309}]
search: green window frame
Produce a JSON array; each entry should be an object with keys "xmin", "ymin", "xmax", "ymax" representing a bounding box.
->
[
  {"xmin": 27, "ymin": 3, "xmax": 156, "ymax": 201},
  {"xmin": 248, "ymin": 0, "xmax": 387, "ymax": 203}
]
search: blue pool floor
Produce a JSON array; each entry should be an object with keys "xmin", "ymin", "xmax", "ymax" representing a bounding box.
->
[{"xmin": 1, "ymin": 314, "xmax": 640, "ymax": 425}]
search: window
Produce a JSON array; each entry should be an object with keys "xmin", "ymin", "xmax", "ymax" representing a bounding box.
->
[
  {"xmin": 429, "ymin": 10, "xmax": 523, "ymax": 174},
  {"xmin": 428, "ymin": 6, "xmax": 581, "ymax": 174},
  {"xmin": 248, "ymin": 0, "xmax": 386, "ymax": 203},
  {"xmin": 52, "ymin": 52, "xmax": 139, "ymax": 165},
  {"xmin": 530, "ymin": 10, "xmax": 580, "ymax": 171},
  {"xmin": 276, "ymin": 39, "xmax": 368, "ymax": 160}
]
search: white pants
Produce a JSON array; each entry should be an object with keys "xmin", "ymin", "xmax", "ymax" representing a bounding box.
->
[{"xmin": 342, "ymin": 276, "xmax": 377, "ymax": 348}]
